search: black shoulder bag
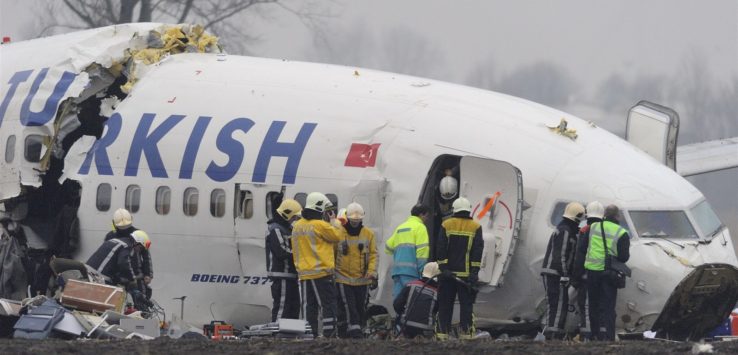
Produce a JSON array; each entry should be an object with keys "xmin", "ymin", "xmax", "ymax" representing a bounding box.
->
[{"xmin": 601, "ymin": 222, "xmax": 631, "ymax": 289}]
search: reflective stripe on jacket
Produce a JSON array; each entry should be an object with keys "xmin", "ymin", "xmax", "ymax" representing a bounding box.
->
[
  {"xmin": 335, "ymin": 226, "xmax": 377, "ymax": 286},
  {"xmin": 385, "ymin": 216, "xmax": 429, "ymax": 278},
  {"xmin": 394, "ymin": 279, "xmax": 438, "ymax": 330},
  {"xmin": 584, "ymin": 221, "xmax": 627, "ymax": 271},
  {"xmin": 266, "ymin": 220, "xmax": 297, "ymax": 279},
  {"xmin": 436, "ymin": 216, "xmax": 483, "ymax": 277},
  {"xmin": 292, "ymin": 218, "xmax": 342, "ymax": 280}
]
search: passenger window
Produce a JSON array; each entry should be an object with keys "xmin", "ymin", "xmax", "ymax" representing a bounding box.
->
[
  {"xmin": 266, "ymin": 191, "xmax": 283, "ymax": 219},
  {"xmin": 326, "ymin": 193, "xmax": 338, "ymax": 209},
  {"xmin": 155, "ymin": 186, "xmax": 171, "ymax": 215},
  {"xmin": 24, "ymin": 135, "xmax": 43, "ymax": 163},
  {"xmin": 294, "ymin": 193, "xmax": 307, "ymax": 208},
  {"xmin": 183, "ymin": 187, "xmax": 199, "ymax": 216},
  {"xmin": 96, "ymin": 183, "xmax": 112, "ymax": 211},
  {"xmin": 549, "ymin": 201, "xmax": 568, "ymax": 226},
  {"xmin": 5, "ymin": 135, "xmax": 15, "ymax": 163},
  {"xmin": 125, "ymin": 185, "xmax": 141, "ymax": 213},
  {"xmin": 236, "ymin": 190, "xmax": 253, "ymax": 219},
  {"xmin": 211, "ymin": 189, "xmax": 226, "ymax": 218}
]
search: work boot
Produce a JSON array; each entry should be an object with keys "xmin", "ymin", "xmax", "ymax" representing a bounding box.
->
[
  {"xmin": 436, "ymin": 333, "xmax": 449, "ymax": 341},
  {"xmin": 458, "ymin": 329, "xmax": 473, "ymax": 340},
  {"xmin": 348, "ymin": 328, "xmax": 363, "ymax": 339}
]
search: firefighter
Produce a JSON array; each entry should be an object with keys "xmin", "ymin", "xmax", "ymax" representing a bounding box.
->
[
  {"xmin": 437, "ymin": 175, "xmax": 458, "ymax": 221},
  {"xmin": 385, "ymin": 204, "xmax": 431, "ymax": 299},
  {"xmin": 292, "ymin": 192, "xmax": 343, "ymax": 337},
  {"xmin": 394, "ymin": 261, "xmax": 440, "ymax": 339},
  {"xmin": 87, "ymin": 209, "xmax": 136, "ymax": 288},
  {"xmin": 572, "ymin": 201, "xmax": 605, "ymax": 340},
  {"xmin": 584, "ymin": 204, "xmax": 630, "ymax": 341},
  {"xmin": 334, "ymin": 202, "xmax": 377, "ymax": 338},
  {"xmin": 265, "ymin": 199, "xmax": 302, "ymax": 322},
  {"xmin": 436, "ymin": 197, "xmax": 483, "ymax": 340},
  {"xmin": 130, "ymin": 229, "xmax": 153, "ymax": 311},
  {"xmin": 540, "ymin": 201, "xmax": 584, "ymax": 340}
]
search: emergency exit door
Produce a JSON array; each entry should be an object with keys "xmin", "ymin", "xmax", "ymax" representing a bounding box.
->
[{"xmin": 459, "ymin": 156, "xmax": 523, "ymax": 288}]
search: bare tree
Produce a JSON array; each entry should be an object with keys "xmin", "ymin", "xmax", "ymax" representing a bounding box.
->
[{"xmin": 36, "ymin": 0, "xmax": 333, "ymax": 54}]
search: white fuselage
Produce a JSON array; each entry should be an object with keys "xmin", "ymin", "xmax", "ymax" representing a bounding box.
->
[{"xmin": 1, "ymin": 24, "xmax": 736, "ymax": 329}]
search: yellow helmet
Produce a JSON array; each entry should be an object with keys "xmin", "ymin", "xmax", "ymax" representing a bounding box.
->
[
  {"xmin": 131, "ymin": 230, "xmax": 151, "ymax": 250},
  {"xmin": 276, "ymin": 199, "xmax": 302, "ymax": 221},
  {"xmin": 563, "ymin": 202, "xmax": 585, "ymax": 221}
]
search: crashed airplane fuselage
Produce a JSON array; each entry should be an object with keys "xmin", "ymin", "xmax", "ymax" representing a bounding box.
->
[{"xmin": 1, "ymin": 23, "xmax": 737, "ymax": 338}]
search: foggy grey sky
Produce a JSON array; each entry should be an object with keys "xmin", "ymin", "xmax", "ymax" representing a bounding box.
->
[{"xmin": 1, "ymin": 0, "xmax": 736, "ymax": 237}]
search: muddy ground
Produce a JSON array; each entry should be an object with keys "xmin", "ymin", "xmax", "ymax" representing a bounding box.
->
[{"xmin": 1, "ymin": 338, "xmax": 737, "ymax": 354}]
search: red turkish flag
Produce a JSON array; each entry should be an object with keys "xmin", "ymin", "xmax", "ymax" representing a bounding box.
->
[{"xmin": 344, "ymin": 143, "xmax": 381, "ymax": 168}]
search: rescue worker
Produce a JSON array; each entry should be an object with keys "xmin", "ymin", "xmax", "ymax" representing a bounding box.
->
[
  {"xmin": 540, "ymin": 201, "xmax": 585, "ymax": 339},
  {"xmin": 393, "ymin": 261, "xmax": 440, "ymax": 339},
  {"xmin": 334, "ymin": 202, "xmax": 377, "ymax": 338},
  {"xmin": 130, "ymin": 230, "xmax": 153, "ymax": 310},
  {"xmin": 87, "ymin": 209, "xmax": 136, "ymax": 287},
  {"xmin": 385, "ymin": 204, "xmax": 431, "ymax": 299},
  {"xmin": 292, "ymin": 192, "xmax": 343, "ymax": 337},
  {"xmin": 265, "ymin": 199, "xmax": 302, "ymax": 322},
  {"xmin": 0, "ymin": 199, "xmax": 30, "ymax": 300},
  {"xmin": 572, "ymin": 201, "xmax": 605, "ymax": 340},
  {"xmin": 437, "ymin": 175, "xmax": 458, "ymax": 221},
  {"xmin": 584, "ymin": 204, "xmax": 630, "ymax": 341},
  {"xmin": 436, "ymin": 197, "xmax": 483, "ymax": 340}
]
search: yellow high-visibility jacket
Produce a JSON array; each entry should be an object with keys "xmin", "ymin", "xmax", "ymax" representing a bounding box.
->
[
  {"xmin": 292, "ymin": 218, "xmax": 342, "ymax": 280},
  {"xmin": 335, "ymin": 225, "xmax": 377, "ymax": 286}
]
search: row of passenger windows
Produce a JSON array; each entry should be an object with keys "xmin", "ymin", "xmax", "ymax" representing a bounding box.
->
[
  {"xmin": 4, "ymin": 134, "xmax": 44, "ymax": 164},
  {"xmin": 96, "ymin": 183, "xmax": 338, "ymax": 219}
]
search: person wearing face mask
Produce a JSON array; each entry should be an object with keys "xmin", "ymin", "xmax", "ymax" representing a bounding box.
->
[
  {"xmin": 265, "ymin": 199, "xmax": 302, "ymax": 322},
  {"xmin": 334, "ymin": 202, "xmax": 377, "ymax": 338},
  {"xmin": 540, "ymin": 202, "xmax": 585, "ymax": 340}
]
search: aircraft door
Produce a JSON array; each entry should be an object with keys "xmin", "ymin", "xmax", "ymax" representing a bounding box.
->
[{"xmin": 459, "ymin": 156, "xmax": 523, "ymax": 288}]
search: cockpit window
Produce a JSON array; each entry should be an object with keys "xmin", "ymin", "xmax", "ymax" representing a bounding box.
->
[
  {"xmin": 629, "ymin": 210, "xmax": 698, "ymax": 239},
  {"xmin": 690, "ymin": 200, "xmax": 723, "ymax": 239}
]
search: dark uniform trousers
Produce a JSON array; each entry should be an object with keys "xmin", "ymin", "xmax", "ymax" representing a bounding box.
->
[
  {"xmin": 336, "ymin": 283, "xmax": 368, "ymax": 338},
  {"xmin": 542, "ymin": 274, "xmax": 569, "ymax": 338},
  {"xmin": 271, "ymin": 277, "xmax": 300, "ymax": 322},
  {"xmin": 438, "ymin": 278, "xmax": 474, "ymax": 334},
  {"xmin": 575, "ymin": 283, "xmax": 591, "ymax": 338},
  {"xmin": 587, "ymin": 270, "xmax": 617, "ymax": 340},
  {"xmin": 301, "ymin": 276, "xmax": 338, "ymax": 337}
]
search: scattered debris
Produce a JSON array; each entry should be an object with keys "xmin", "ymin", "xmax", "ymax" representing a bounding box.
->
[
  {"xmin": 240, "ymin": 319, "xmax": 312, "ymax": 339},
  {"xmin": 691, "ymin": 341, "xmax": 714, "ymax": 354},
  {"xmin": 546, "ymin": 118, "xmax": 578, "ymax": 141}
]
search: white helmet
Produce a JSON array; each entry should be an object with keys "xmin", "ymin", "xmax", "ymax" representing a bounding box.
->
[
  {"xmin": 439, "ymin": 176, "xmax": 458, "ymax": 200},
  {"xmin": 346, "ymin": 202, "xmax": 365, "ymax": 221},
  {"xmin": 112, "ymin": 208, "xmax": 132, "ymax": 229},
  {"xmin": 305, "ymin": 192, "xmax": 333, "ymax": 213},
  {"xmin": 422, "ymin": 262, "xmax": 440, "ymax": 278},
  {"xmin": 452, "ymin": 197, "xmax": 472, "ymax": 214},
  {"xmin": 586, "ymin": 201, "xmax": 604, "ymax": 219},
  {"xmin": 131, "ymin": 230, "xmax": 151, "ymax": 250}
]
